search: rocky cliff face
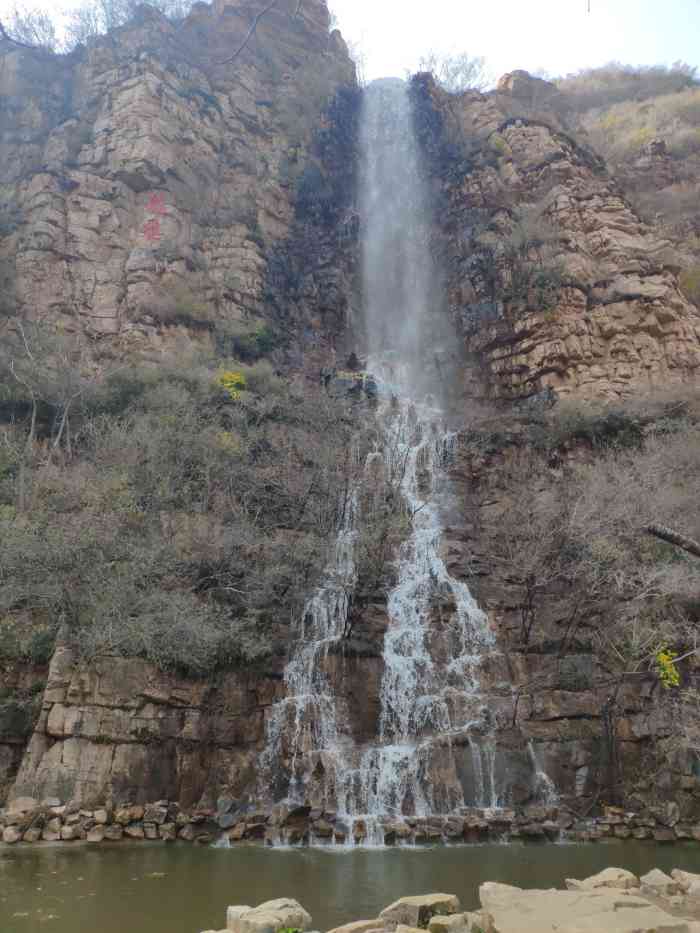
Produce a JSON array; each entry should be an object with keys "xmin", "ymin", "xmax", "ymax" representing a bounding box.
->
[
  {"xmin": 2, "ymin": 16, "xmax": 700, "ymax": 826},
  {"xmin": 0, "ymin": 0, "xmax": 357, "ymax": 355},
  {"xmin": 412, "ymin": 71, "xmax": 700, "ymax": 402}
]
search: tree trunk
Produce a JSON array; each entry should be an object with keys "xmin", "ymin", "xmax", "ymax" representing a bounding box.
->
[
  {"xmin": 646, "ymin": 524, "xmax": 700, "ymax": 559},
  {"xmin": 17, "ymin": 397, "xmax": 37, "ymax": 512}
]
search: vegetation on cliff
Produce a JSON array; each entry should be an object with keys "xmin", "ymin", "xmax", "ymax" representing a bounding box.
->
[{"xmin": 0, "ymin": 329, "xmax": 361, "ymax": 674}]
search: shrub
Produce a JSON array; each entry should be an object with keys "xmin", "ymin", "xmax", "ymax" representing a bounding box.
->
[
  {"xmin": 557, "ymin": 62, "xmax": 698, "ymax": 113},
  {"xmin": 0, "ymin": 347, "xmax": 360, "ymax": 676},
  {"xmin": 148, "ymin": 285, "xmax": 215, "ymax": 328},
  {"xmin": 680, "ymin": 267, "xmax": 700, "ymax": 306},
  {"xmin": 214, "ymin": 318, "xmax": 278, "ymax": 361}
]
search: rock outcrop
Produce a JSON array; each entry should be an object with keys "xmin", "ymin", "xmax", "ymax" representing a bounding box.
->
[
  {"xmin": 412, "ymin": 72, "xmax": 700, "ymax": 401},
  {"xmin": 0, "ymin": 0, "xmax": 356, "ymax": 352}
]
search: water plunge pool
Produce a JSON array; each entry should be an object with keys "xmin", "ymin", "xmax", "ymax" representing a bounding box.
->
[{"xmin": 4, "ymin": 841, "xmax": 700, "ymax": 933}]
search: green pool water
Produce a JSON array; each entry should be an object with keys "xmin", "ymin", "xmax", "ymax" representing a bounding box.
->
[{"xmin": 3, "ymin": 840, "xmax": 700, "ymax": 933}]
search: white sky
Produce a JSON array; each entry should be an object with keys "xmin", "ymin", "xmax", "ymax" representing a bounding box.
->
[
  {"xmin": 0, "ymin": 0, "xmax": 698, "ymax": 82},
  {"xmin": 329, "ymin": 0, "xmax": 700, "ymax": 83}
]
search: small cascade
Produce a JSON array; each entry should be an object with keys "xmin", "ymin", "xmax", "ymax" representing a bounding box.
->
[
  {"xmin": 260, "ymin": 489, "xmax": 359, "ymax": 804},
  {"xmin": 528, "ymin": 741, "xmax": 560, "ymax": 807}
]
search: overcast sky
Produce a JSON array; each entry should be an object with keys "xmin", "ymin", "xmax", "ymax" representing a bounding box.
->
[
  {"xmin": 0, "ymin": 0, "xmax": 698, "ymax": 82},
  {"xmin": 329, "ymin": 0, "xmax": 700, "ymax": 83}
]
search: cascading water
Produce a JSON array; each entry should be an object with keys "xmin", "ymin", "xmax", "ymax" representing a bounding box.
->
[{"xmin": 261, "ymin": 79, "xmax": 506, "ymax": 844}]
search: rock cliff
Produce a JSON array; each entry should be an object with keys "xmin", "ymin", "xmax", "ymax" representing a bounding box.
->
[{"xmin": 411, "ymin": 71, "xmax": 700, "ymax": 401}]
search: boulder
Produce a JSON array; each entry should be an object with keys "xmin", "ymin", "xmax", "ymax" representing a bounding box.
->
[
  {"xmin": 640, "ymin": 868, "xmax": 679, "ymax": 896},
  {"xmin": 2, "ymin": 826, "xmax": 22, "ymax": 844},
  {"xmin": 115, "ymin": 807, "xmax": 132, "ymax": 826},
  {"xmin": 124, "ymin": 823, "xmax": 145, "ymax": 839},
  {"xmin": 479, "ymin": 882, "xmax": 690, "ymax": 933},
  {"xmin": 144, "ymin": 805, "xmax": 168, "ymax": 825},
  {"xmin": 380, "ymin": 895, "xmax": 461, "ymax": 930},
  {"xmin": 672, "ymin": 870, "xmax": 700, "ymax": 894},
  {"xmin": 94, "ymin": 809, "xmax": 109, "ymax": 825},
  {"xmin": 87, "ymin": 826, "xmax": 105, "ymax": 843},
  {"xmin": 144, "ymin": 823, "xmax": 159, "ymax": 840},
  {"xmin": 60, "ymin": 824, "xmax": 81, "ymax": 841},
  {"xmin": 103, "ymin": 824, "xmax": 124, "ymax": 841},
  {"xmin": 428, "ymin": 912, "xmax": 496, "ymax": 933},
  {"xmin": 312, "ymin": 820, "xmax": 334, "ymax": 838},
  {"xmin": 7, "ymin": 796, "xmax": 38, "ymax": 815},
  {"xmin": 565, "ymin": 867, "xmax": 639, "ymax": 891},
  {"xmin": 23, "ymin": 827, "xmax": 42, "ymax": 843},
  {"xmin": 160, "ymin": 823, "xmax": 177, "ymax": 842},
  {"xmin": 226, "ymin": 899, "xmax": 311, "ymax": 933}
]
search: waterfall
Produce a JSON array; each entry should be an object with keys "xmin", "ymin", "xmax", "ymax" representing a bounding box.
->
[
  {"xmin": 528, "ymin": 741, "xmax": 560, "ymax": 808},
  {"xmin": 258, "ymin": 79, "xmax": 524, "ymax": 846}
]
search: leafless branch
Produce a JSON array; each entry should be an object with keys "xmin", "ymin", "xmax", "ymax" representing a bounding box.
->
[
  {"xmin": 0, "ymin": 18, "xmax": 42, "ymax": 51},
  {"xmin": 217, "ymin": 0, "xmax": 280, "ymax": 65}
]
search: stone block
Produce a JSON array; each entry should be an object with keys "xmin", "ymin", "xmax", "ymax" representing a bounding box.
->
[
  {"xmin": 160, "ymin": 823, "xmax": 177, "ymax": 842},
  {"xmin": 144, "ymin": 805, "xmax": 168, "ymax": 825},
  {"xmin": 94, "ymin": 809, "xmax": 109, "ymax": 825},
  {"xmin": 672, "ymin": 870, "xmax": 700, "ymax": 894},
  {"xmin": 41, "ymin": 830, "xmax": 60, "ymax": 842},
  {"xmin": 7, "ymin": 796, "xmax": 38, "ymax": 815},
  {"xmin": 23, "ymin": 827, "xmax": 42, "ymax": 843},
  {"xmin": 103, "ymin": 824, "xmax": 124, "ymax": 841},
  {"xmin": 144, "ymin": 823, "xmax": 158, "ymax": 840},
  {"xmin": 3, "ymin": 826, "xmax": 22, "ymax": 844},
  {"xmin": 380, "ymin": 895, "xmax": 461, "ymax": 930},
  {"xmin": 60, "ymin": 824, "xmax": 81, "ymax": 841},
  {"xmin": 115, "ymin": 807, "xmax": 132, "ymax": 826},
  {"xmin": 641, "ymin": 869, "xmax": 679, "ymax": 896},
  {"xmin": 124, "ymin": 823, "xmax": 145, "ymax": 839},
  {"xmin": 227, "ymin": 900, "xmax": 312, "ymax": 933},
  {"xmin": 87, "ymin": 826, "xmax": 105, "ymax": 843}
]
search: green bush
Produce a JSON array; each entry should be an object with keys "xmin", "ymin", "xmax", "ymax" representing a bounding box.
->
[{"xmin": 214, "ymin": 319, "xmax": 278, "ymax": 361}]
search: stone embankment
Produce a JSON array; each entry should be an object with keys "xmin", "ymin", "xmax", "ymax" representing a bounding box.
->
[
  {"xmin": 4, "ymin": 797, "xmax": 700, "ymax": 847},
  {"xmin": 201, "ymin": 873, "xmax": 700, "ymax": 933}
]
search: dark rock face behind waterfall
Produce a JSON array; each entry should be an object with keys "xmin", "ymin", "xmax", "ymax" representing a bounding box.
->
[{"xmin": 2, "ymin": 5, "xmax": 700, "ymax": 834}]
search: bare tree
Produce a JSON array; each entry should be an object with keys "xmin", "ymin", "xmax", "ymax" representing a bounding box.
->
[
  {"xmin": 1, "ymin": 5, "xmax": 59, "ymax": 50},
  {"xmin": 416, "ymin": 51, "xmax": 490, "ymax": 93}
]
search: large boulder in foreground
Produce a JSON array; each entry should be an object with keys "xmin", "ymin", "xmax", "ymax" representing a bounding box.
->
[
  {"xmin": 226, "ymin": 899, "xmax": 312, "ymax": 933},
  {"xmin": 379, "ymin": 895, "xmax": 461, "ymax": 930},
  {"xmin": 479, "ymin": 882, "xmax": 693, "ymax": 933}
]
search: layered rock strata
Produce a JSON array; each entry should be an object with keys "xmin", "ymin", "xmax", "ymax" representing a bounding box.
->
[{"xmin": 413, "ymin": 72, "xmax": 700, "ymax": 400}]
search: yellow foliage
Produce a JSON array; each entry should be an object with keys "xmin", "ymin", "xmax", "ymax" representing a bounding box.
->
[
  {"xmin": 216, "ymin": 431, "xmax": 242, "ymax": 455},
  {"xmin": 216, "ymin": 370, "xmax": 247, "ymax": 400},
  {"xmin": 656, "ymin": 647, "xmax": 680, "ymax": 689}
]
